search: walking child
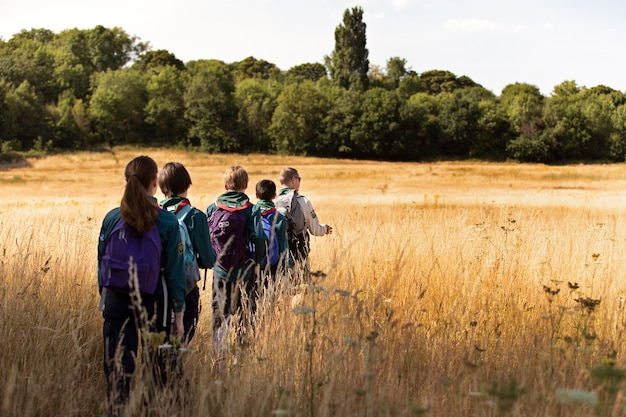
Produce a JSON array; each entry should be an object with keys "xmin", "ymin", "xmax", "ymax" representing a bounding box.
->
[
  {"xmin": 253, "ymin": 179, "xmax": 290, "ymax": 287},
  {"xmin": 158, "ymin": 161, "xmax": 215, "ymax": 345},
  {"xmin": 206, "ymin": 165, "xmax": 266, "ymax": 362},
  {"xmin": 274, "ymin": 167, "xmax": 332, "ymax": 282},
  {"xmin": 98, "ymin": 156, "xmax": 186, "ymax": 414}
]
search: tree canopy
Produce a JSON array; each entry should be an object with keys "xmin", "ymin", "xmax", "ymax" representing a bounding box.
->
[{"xmin": 0, "ymin": 13, "xmax": 625, "ymax": 164}]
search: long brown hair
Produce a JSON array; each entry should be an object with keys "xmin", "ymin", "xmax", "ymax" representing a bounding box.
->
[{"xmin": 120, "ymin": 156, "xmax": 159, "ymax": 234}]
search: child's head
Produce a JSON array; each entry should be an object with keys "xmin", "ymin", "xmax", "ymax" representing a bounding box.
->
[
  {"xmin": 158, "ymin": 162, "xmax": 192, "ymax": 197},
  {"xmin": 279, "ymin": 167, "xmax": 301, "ymax": 191},
  {"xmin": 279, "ymin": 167, "xmax": 300, "ymax": 186},
  {"xmin": 121, "ymin": 155, "xmax": 159, "ymax": 234},
  {"xmin": 224, "ymin": 165, "xmax": 248, "ymax": 191},
  {"xmin": 256, "ymin": 179, "xmax": 276, "ymax": 200}
]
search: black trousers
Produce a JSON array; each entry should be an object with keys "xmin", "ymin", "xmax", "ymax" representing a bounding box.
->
[
  {"xmin": 101, "ymin": 285, "xmax": 169, "ymax": 409},
  {"xmin": 183, "ymin": 285, "xmax": 200, "ymax": 345}
]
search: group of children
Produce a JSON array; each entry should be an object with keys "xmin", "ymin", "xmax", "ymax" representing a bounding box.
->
[{"xmin": 97, "ymin": 156, "xmax": 332, "ymax": 413}]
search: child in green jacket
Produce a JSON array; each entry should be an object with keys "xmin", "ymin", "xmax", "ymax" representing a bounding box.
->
[
  {"xmin": 158, "ymin": 161, "xmax": 215, "ymax": 345},
  {"xmin": 206, "ymin": 165, "xmax": 266, "ymax": 362}
]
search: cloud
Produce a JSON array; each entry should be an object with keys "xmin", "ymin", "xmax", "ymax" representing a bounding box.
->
[
  {"xmin": 392, "ymin": 0, "xmax": 409, "ymax": 9},
  {"xmin": 443, "ymin": 18, "xmax": 506, "ymax": 32}
]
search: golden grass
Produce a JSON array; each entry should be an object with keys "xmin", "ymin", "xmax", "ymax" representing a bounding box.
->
[{"xmin": 3, "ymin": 147, "xmax": 626, "ymax": 416}]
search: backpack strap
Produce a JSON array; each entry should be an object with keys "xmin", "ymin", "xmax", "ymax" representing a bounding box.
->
[
  {"xmin": 289, "ymin": 190, "xmax": 298, "ymax": 214},
  {"xmin": 176, "ymin": 203, "xmax": 193, "ymax": 220}
]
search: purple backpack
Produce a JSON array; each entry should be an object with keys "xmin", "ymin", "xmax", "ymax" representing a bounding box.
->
[
  {"xmin": 208, "ymin": 204, "xmax": 252, "ymax": 280},
  {"xmin": 100, "ymin": 219, "xmax": 161, "ymax": 294}
]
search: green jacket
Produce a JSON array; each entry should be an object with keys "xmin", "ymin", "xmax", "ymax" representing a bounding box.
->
[{"xmin": 160, "ymin": 196, "xmax": 216, "ymax": 269}]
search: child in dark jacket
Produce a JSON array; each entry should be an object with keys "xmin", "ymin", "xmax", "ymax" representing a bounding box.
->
[
  {"xmin": 206, "ymin": 165, "xmax": 266, "ymax": 364},
  {"xmin": 158, "ymin": 161, "xmax": 215, "ymax": 345},
  {"xmin": 98, "ymin": 156, "xmax": 185, "ymax": 413},
  {"xmin": 254, "ymin": 179, "xmax": 290, "ymax": 286}
]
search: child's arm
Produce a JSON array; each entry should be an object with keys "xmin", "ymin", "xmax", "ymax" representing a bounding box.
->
[{"xmin": 300, "ymin": 196, "xmax": 328, "ymax": 236}]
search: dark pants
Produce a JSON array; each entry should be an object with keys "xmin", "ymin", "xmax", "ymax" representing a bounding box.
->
[
  {"xmin": 289, "ymin": 232, "xmax": 310, "ymax": 263},
  {"xmin": 183, "ymin": 285, "xmax": 200, "ymax": 345},
  {"xmin": 289, "ymin": 232, "xmax": 311, "ymax": 283},
  {"xmin": 102, "ymin": 285, "xmax": 169, "ymax": 412}
]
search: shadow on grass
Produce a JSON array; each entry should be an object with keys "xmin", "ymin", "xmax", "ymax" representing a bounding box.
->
[{"xmin": 0, "ymin": 152, "xmax": 31, "ymax": 171}]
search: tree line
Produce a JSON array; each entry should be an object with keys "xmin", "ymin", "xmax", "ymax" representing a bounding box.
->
[{"xmin": 1, "ymin": 7, "xmax": 626, "ymax": 163}]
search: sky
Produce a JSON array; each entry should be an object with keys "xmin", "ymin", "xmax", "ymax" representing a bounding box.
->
[{"xmin": 1, "ymin": 0, "xmax": 625, "ymax": 96}]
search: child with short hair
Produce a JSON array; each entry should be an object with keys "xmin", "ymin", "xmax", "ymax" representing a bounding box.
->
[
  {"xmin": 158, "ymin": 161, "xmax": 215, "ymax": 345},
  {"xmin": 275, "ymin": 167, "xmax": 332, "ymax": 282},
  {"xmin": 206, "ymin": 165, "xmax": 266, "ymax": 361},
  {"xmin": 254, "ymin": 179, "xmax": 289, "ymax": 286}
]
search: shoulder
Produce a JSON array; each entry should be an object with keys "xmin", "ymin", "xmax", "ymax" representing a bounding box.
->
[
  {"xmin": 100, "ymin": 207, "xmax": 121, "ymax": 239},
  {"xmin": 190, "ymin": 206, "xmax": 207, "ymax": 218},
  {"xmin": 297, "ymin": 194, "xmax": 313, "ymax": 207},
  {"xmin": 157, "ymin": 208, "xmax": 179, "ymax": 232},
  {"xmin": 103, "ymin": 207, "xmax": 121, "ymax": 223}
]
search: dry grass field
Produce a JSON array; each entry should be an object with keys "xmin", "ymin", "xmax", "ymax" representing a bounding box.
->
[{"xmin": 3, "ymin": 147, "xmax": 626, "ymax": 417}]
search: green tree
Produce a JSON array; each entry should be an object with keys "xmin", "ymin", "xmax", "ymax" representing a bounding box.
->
[
  {"xmin": 319, "ymin": 84, "xmax": 361, "ymax": 156},
  {"xmin": 473, "ymin": 95, "xmax": 511, "ymax": 159},
  {"xmin": 232, "ymin": 56, "xmax": 280, "ymax": 83},
  {"xmin": 400, "ymin": 92, "xmax": 440, "ymax": 159},
  {"xmin": 184, "ymin": 60, "xmax": 238, "ymax": 152},
  {"xmin": 46, "ymin": 90, "xmax": 90, "ymax": 149},
  {"xmin": 609, "ymin": 104, "xmax": 626, "ymax": 161},
  {"xmin": 351, "ymin": 87, "xmax": 402, "ymax": 158},
  {"xmin": 397, "ymin": 74, "xmax": 426, "ymax": 99},
  {"xmin": 85, "ymin": 25, "xmax": 146, "ymax": 73},
  {"xmin": 88, "ymin": 68, "xmax": 147, "ymax": 145},
  {"xmin": 326, "ymin": 6, "xmax": 369, "ymax": 91},
  {"xmin": 541, "ymin": 81, "xmax": 615, "ymax": 160},
  {"xmin": 3, "ymin": 80, "xmax": 52, "ymax": 150},
  {"xmin": 269, "ymin": 80, "xmax": 329, "ymax": 155},
  {"xmin": 234, "ymin": 78, "xmax": 281, "ymax": 152},
  {"xmin": 420, "ymin": 70, "xmax": 476, "ymax": 95},
  {"xmin": 144, "ymin": 66, "xmax": 187, "ymax": 145},
  {"xmin": 286, "ymin": 63, "xmax": 327, "ymax": 83},
  {"xmin": 437, "ymin": 87, "xmax": 484, "ymax": 157},
  {"xmin": 500, "ymin": 83, "xmax": 544, "ymax": 134},
  {"xmin": 0, "ymin": 30, "xmax": 57, "ymax": 102},
  {"xmin": 133, "ymin": 49, "xmax": 185, "ymax": 72},
  {"xmin": 384, "ymin": 56, "xmax": 409, "ymax": 90}
]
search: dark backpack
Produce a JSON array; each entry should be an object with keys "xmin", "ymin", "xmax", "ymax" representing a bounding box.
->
[
  {"xmin": 208, "ymin": 203, "xmax": 252, "ymax": 280},
  {"xmin": 169, "ymin": 204, "xmax": 201, "ymax": 294},
  {"xmin": 257, "ymin": 208, "xmax": 280, "ymax": 268},
  {"xmin": 276, "ymin": 191, "xmax": 308, "ymax": 260},
  {"xmin": 100, "ymin": 219, "xmax": 161, "ymax": 294}
]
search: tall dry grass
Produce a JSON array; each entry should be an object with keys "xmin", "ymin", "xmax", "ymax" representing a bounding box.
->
[{"xmin": 2, "ymin": 148, "xmax": 626, "ymax": 416}]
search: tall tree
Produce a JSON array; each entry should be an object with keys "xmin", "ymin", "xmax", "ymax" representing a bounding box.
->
[{"xmin": 326, "ymin": 6, "xmax": 369, "ymax": 91}]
